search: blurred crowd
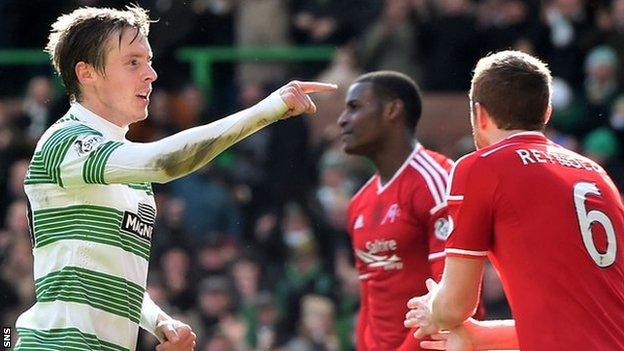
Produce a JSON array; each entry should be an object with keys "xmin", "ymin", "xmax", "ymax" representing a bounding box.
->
[{"xmin": 1, "ymin": 0, "xmax": 623, "ymax": 350}]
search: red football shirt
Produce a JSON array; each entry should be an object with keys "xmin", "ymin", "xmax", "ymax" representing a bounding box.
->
[
  {"xmin": 347, "ymin": 145, "xmax": 452, "ymax": 351},
  {"xmin": 445, "ymin": 132, "xmax": 624, "ymax": 351}
]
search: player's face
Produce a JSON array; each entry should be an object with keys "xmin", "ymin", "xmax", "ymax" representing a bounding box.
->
[
  {"xmin": 337, "ymin": 82, "xmax": 385, "ymax": 155},
  {"xmin": 91, "ymin": 28, "xmax": 157, "ymax": 126}
]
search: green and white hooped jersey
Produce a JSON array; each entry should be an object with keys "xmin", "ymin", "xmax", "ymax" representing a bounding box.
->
[
  {"xmin": 16, "ymin": 103, "xmax": 159, "ymax": 351},
  {"xmin": 14, "ymin": 96, "xmax": 288, "ymax": 350}
]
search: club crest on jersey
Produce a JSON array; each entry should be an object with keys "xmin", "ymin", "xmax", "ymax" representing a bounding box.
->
[
  {"xmin": 121, "ymin": 202, "xmax": 156, "ymax": 242},
  {"xmin": 434, "ymin": 217, "xmax": 453, "ymax": 240},
  {"xmin": 74, "ymin": 135, "xmax": 104, "ymax": 156},
  {"xmin": 381, "ymin": 203, "xmax": 401, "ymax": 224},
  {"xmin": 354, "ymin": 215, "xmax": 364, "ymax": 230}
]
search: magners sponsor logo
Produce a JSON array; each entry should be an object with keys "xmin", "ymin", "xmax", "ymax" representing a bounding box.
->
[{"xmin": 121, "ymin": 202, "xmax": 155, "ymax": 242}]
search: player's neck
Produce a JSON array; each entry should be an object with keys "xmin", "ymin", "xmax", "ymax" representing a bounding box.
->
[
  {"xmin": 373, "ymin": 138, "xmax": 414, "ymax": 185},
  {"xmin": 485, "ymin": 128, "xmax": 533, "ymax": 146},
  {"xmin": 78, "ymin": 94, "xmax": 128, "ymax": 128}
]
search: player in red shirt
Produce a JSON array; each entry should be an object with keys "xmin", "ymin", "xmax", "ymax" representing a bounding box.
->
[
  {"xmin": 338, "ymin": 71, "xmax": 453, "ymax": 350},
  {"xmin": 404, "ymin": 51, "xmax": 624, "ymax": 351}
]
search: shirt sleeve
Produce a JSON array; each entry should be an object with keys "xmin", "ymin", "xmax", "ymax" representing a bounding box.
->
[
  {"xmin": 445, "ymin": 155, "xmax": 496, "ymax": 259},
  {"xmin": 412, "ymin": 151, "xmax": 453, "ymax": 280},
  {"xmin": 41, "ymin": 94, "xmax": 287, "ymax": 188},
  {"xmin": 26, "ymin": 124, "xmax": 105, "ymax": 188},
  {"xmin": 428, "ymin": 204, "xmax": 448, "ymax": 280},
  {"xmin": 139, "ymin": 292, "xmax": 166, "ymax": 340}
]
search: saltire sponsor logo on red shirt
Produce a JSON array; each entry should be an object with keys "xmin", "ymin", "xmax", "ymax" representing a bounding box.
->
[{"xmin": 355, "ymin": 239, "xmax": 403, "ymax": 271}]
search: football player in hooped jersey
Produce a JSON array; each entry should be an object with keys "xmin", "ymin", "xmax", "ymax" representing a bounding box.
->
[
  {"xmin": 15, "ymin": 5, "xmax": 336, "ymax": 351},
  {"xmin": 338, "ymin": 71, "xmax": 454, "ymax": 350},
  {"xmin": 404, "ymin": 51, "xmax": 624, "ymax": 351}
]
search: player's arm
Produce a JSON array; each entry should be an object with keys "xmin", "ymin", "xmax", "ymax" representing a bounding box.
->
[
  {"xmin": 430, "ymin": 256, "xmax": 484, "ymax": 329},
  {"xmin": 404, "ymin": 258, "xmax": 484, "ymax": 333},
  {"xmin": 431, "ymin": 155, "xmax": 496, "ymax": 330},
  {"xmin": 420, "ymin": 318, "xmax": 518, "ymax": 350},
  {"xmin": 464, "ymin": 319, "xmax": 518, "ymax": 350},
  {"xmin": 56, "ymin": 81, "xmax": 336, "ymax": 187},
  {"xmin": 406, "ymin": 156, "xmax": 496, "ymax": 335},
  {"xmin": 140, "ymin": 293, "xmax": 197, "ymax": 349},
  {"xmin": 406, "ymin": 281, "xmax": 518, "ymax": 350}
]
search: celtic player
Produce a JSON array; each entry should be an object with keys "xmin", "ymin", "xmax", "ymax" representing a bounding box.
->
[{"xmin": 15, "ymin": 5, "xmax": 336, "ymax": 351}]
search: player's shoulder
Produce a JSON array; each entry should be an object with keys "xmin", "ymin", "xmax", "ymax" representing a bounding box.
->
[
  {"xmin": 449, "ymin": 139, "xmax": 527, "ymax": 194},
  {"xmin": 453, "ymin": 138, "xmax": 523, "ymax": 172},
  {"xmin": 409, "ymin": 145, "xmax": 454, "ymax": 178},
  {"xmin": 446, "ymin": 149, "xmax": 494, "ymax": 193},
  {"xmin": 406, "ymin": 145, "xmax": 453, "ymax": 206},
  {"xmin": 417, "ymin": 146, "xmax": 455, "ymax": 171},
  {"xmin": 36, "ymin": 112, "xmax": 102, "ymax": 150}
]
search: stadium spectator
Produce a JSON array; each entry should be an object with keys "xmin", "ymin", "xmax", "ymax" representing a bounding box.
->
[
  {"xmin": 251, "ymin": 292, "xmax": 283, "ymax": 349},
  {"xmin": 234, "ymin": 0, "xmax": 290, "ymax": 86},
  {"xmin": 420, "ymin": 0, "xmax": 481, "ymax": 91},
  {"xmin": 360, "ymin": 0, "xmax": 421, "ymax": 82},
  {"xmin": 542, "ymin": 0, "xmax": 594, "ymax": 89},
  {"xmin": 604, "ymin": 0, "xmax": 624, "ymax": 84},
  {"xmin": 20, "ymin": 76, "xmax": 55, "ymax": 142},
  {"xmin": 197, "ymin": 275, "xmax": 236, "ymax": 334},
  {"xmin": 275, "ymin": 204, "xmax": 334, "ymax": 338},
  {"xmin": 281, "ymin": 294, "xmax": 340, "ymax": 351},
  {"xmin": 583, "ymin": 127, "xmax": 624, "ymax": 191},
  {"xmin": 582, "ymin": 45, "xmax": 622, "ymax": 128},
  {"xmin": 169, "ymin": 165, "xmax": 243, "ymax": 242},
  {"xmin": 160, "ymin": 247, "xmax": 197, "ymax": 312}
]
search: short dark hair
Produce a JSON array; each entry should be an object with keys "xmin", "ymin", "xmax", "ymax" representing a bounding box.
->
[
  {"xmin": 45, "ymin": 5, "xmax": 152, "ymax": 101},
  {"xmin": 355, "ymin": 71, "xmax": 422, "ymax": 132},
  {"xmin": 470, "ymin": 50, "xmax": 552, "ymax": 131}
]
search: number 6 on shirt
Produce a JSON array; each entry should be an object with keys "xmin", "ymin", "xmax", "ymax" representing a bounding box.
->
[{"xmin": 574, "ymin": 181, "xmax": 617, "ymax": 268}]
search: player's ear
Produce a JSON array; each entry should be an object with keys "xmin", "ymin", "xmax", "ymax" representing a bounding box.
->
[
  {"xmin": 474, "ymin": 102, "xmax": 491, "ymax": 130},
  {"xmin": 75, "ymin": 61, "xmax": 96, "ymax": 87},
  {"xmin": 544, "ymin": 104, "xmax": 552, "ymax": 125},
  {"xmin": 386, "ymin": 99, "xmax": 404, "ymax": 122}
]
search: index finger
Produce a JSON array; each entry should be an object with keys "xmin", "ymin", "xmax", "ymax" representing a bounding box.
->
[{"xmin": 298, "ymin": 81, "xmax": 338, "ymax": 93}]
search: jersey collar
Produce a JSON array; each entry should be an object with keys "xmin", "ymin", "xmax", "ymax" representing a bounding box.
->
[
  {"xmin": 376, "ymin": 144, "xmax": 420, "ymax": 194},
  {"xmin": 484, "ymin": 130, "xmax": 548, "ymax": 151},
  {"xmin": 69, "ymin": 102, "xmax": 129, "ymax": 141},
  {"xmin": 504, "ymin": 130, "xmax": 546, "ymax": 140},
  {"xmin": 477, "ymin": 131, "xmax": 552, "ymax": 158}
]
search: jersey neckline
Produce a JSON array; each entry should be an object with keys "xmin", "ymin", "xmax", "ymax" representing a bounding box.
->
[
  {"xmin": 376, "ymin": 144, "xmax": 422, "ymax": 194},
  {"xmin": 70, "ymin": 102, "xmax": 129, "ymax": 141}
]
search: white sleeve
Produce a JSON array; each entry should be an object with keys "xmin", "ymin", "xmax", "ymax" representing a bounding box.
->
[
  {"xmin": 139, "ymin": 292, "xmax": 166, "ymax": 339},
  {"xmin": 58, "ymin": 93, "xmax": 288, "ymax": 186}
]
